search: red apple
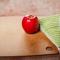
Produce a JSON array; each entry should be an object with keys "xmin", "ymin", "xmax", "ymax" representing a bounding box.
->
[{"xmin": 22, "ymin": 15, "xmax": 40, "ymax": 34}]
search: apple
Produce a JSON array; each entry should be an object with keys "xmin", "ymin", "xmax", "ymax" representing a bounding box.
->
[{"xmin": 22, "ymin": 15, "xmax": 40, "ymax": 34}]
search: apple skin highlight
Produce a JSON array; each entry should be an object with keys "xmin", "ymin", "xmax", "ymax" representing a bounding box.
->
[{"xmin": 22, "ymin": 15, "xmax": 40, "ymax": 34}]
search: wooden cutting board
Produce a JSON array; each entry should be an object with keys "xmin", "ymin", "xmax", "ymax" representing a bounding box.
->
[{"xmin": 0, "ymin": 16, "xmax": 59, "ymax": 56}]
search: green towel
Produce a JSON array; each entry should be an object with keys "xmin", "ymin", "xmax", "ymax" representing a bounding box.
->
[{"xmin": 40, "ymin": 15, "xmax": 60, "ymax": 47}]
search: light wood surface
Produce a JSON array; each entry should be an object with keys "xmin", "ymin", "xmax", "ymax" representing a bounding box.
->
[
  {"xmin": 0, "ymin": 50, "xmax": 59, "ymax": 60},
  {"xmin": 0, "ymin": 16, "xmax": 28, "ymax": 56},
  {"xmin": 0, "ymin": 16, "xmax": 59, "ymax": 56},
  {"xmin": 0, "ymin": 0, "xmax": 59, "ymax": 59}
]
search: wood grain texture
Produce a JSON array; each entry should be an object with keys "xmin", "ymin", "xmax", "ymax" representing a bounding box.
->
[
  {"xmin": 0, "ymin": 16, "xmax": 59, "ymax": 56},
  {"xmin": 0, "ymin": 54, "xmax": 59, "ymax": 60},
  {"xmin": 0, "ymin": 0, "xmax": 60, "ymax": 59},
  {"xmin": 0, "ymin": 16, "xmax": 59, "ymax": 60}
]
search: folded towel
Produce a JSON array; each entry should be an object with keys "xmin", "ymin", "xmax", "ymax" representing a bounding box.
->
[{"xmin": 40, "ymin": 15, "xmax": 60, "ymax": 47}]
